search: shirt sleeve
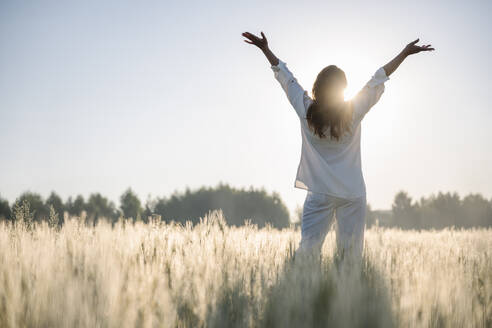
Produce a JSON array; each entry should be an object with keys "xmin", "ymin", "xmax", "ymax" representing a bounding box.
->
[
  {"xmin": 351, "ymin": 67, "xmax": 389, "ymax": 122},
  {"xmin": 271, "ymin": 59, "xmax": 310, "ymax": 119}
]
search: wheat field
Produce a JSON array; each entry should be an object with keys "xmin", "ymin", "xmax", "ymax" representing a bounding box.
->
[{"xmin": 0, "ymin": 209, "xmax": 491, "ymax": 328}]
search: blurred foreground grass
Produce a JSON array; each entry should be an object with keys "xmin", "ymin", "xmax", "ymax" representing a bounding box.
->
[{"xmin": 0, "ymin": 209, "xmax": 491, "ymax": 327}]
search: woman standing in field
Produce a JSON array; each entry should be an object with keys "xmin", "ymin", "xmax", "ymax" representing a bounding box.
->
[{"xmin": 242, "ymin": 31, "xmax": 434, "ymax": 260}]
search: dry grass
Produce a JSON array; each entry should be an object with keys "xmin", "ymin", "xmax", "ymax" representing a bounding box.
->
[{"xmin": 0, "ymin": 209, "xmax": 491, "ymax": 327}]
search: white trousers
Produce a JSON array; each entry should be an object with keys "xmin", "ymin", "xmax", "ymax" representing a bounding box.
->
[{"xmin": 296, "ymin": 190, "xmax": 367, "ymax": 259}]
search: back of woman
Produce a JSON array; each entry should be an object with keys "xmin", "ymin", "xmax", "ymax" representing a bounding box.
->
[
  {"xmin": 242, "ymin": 31, "xmax": 434, "ymax": 259},
  {"xmin": 270, "ymin": 58, "xmax": 389, "ymax": 200}
]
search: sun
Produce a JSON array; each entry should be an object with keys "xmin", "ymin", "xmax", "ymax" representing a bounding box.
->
[
  {"xmin": 343, "ymin": 69, "xmax": 368, "ymax": 101},
  {"xmin": 335, "ymin": 57, "xmax": 374, "ymax": 102},
  {"xmin": 344, "ymin": 88, "xmax": 355, "ymax": 101}
]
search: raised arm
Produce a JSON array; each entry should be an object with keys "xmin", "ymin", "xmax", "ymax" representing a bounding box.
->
[
  {"xmin": 242, "ymin": 31, "xmax": 279, "ymax": 66},
  {"xmin": 242, "ymin": 31, "xmax": 310, "ymax": 119},
  {"xmin": 352, "ymin": 38, "xmax": 435, "ymax": 123},
  {"xmin": 383, "ymin": 38, "xmax": 435, "ymax": 77}
]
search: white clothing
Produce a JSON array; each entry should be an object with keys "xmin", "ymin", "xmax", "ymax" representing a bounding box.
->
[
  {"xmin": 296, "ymin": 190, "xmax": 366, "ymax": 259},
  {"xmin": 271, "ymin": 59, "xmax": 389, "ymax": 199}
]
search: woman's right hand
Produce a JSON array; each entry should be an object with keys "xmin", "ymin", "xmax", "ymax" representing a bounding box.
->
[{"xmin": 242, "ymin": 31, "xmax": 269, "ymax": 50}]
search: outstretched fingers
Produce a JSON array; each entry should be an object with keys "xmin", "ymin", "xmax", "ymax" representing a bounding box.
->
[
  {"xmin": 242, "ymin": 32, "xmax": 259, "ymax": 41},
  {"xmin": 419, "ymin": 44, "xmax": 435, "ymax": 51},
  {"xmin": 406, "ymin": 38, "xmax": 435, "ymax": 53}
]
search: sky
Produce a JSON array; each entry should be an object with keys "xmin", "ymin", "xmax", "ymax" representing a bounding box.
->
[{"xmin": 1, "ymin": 0, "xmax": 491, "ymax": 218}]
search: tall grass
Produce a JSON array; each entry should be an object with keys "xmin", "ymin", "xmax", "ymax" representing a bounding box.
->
[{"xmin": 0, "ymin": 208, "xmax": 490, "ymax": 327}]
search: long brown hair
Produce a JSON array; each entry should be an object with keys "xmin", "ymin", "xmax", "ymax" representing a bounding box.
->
[{"xmin": 306, "ymin": 65, "xmax": 353, "ymax": 140}]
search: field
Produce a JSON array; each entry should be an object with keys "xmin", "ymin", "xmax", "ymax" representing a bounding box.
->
[{"xmin": 0, "ymin": 209, "xmax": 491, "ymax": 328}]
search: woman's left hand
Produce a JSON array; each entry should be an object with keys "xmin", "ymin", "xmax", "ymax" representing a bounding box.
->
[{"xmin": 404, "ymin": 38, "xmax": 435, "ymax": 55}]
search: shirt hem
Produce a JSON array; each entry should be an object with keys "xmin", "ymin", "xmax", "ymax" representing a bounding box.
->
[{"xmin": 294, "ymin": 181, "xmax": 366, "ymax": 201}]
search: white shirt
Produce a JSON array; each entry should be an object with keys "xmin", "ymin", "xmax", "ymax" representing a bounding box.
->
[{"xmin": 271, "ymin": 59, "xmax": 389, "ymax": 199}]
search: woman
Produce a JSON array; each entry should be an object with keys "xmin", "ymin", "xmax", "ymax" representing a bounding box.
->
[{"xmin": 242, "ymin": 31, "xmax": 434, "ymax": 260}]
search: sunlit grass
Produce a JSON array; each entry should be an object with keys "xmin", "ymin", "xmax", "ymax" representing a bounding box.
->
[{"xmin": 0, "ymin": 209, "xmax": 490, "ymax": 327}]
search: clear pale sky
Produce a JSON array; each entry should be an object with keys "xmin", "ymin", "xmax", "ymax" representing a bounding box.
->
[{"xmin": 1, "ymin": 0, "xmax": 491, "ymax": 218}]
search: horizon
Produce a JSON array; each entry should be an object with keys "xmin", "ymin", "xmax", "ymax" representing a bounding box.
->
[{"xmin": 2, "ymin": 184, "xmax": 489, "ymax": 215}]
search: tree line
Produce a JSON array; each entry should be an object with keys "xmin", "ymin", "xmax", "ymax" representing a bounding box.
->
[
  {"xmin": 368, "ymin": 190, "xmax": 492, "ymax": 230},
  {"xmin": 0, "ymin": 183, "xmax": 291, "ymax": 228},
  {"xmin": 1, "ymin": 185, "xmax": 491, "ymax": 230}
]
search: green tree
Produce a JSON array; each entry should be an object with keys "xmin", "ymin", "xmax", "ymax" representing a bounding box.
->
[
  {"xmin": 0, "ymin": 196, "xmax": 11, "ymax": 221},
  {"xmin": 86, "ymin": 193, "xmax": 118, "ymax": 224},
  {"xmin": 154, "ymin": 183, "xmax": 290, "ymax": 228},
  {"xmin": 120, "ymin": 188, "xmax": 143, "ymax": 221},
  {"xmin": 391, "ymin": 191, "xmax": 420, "ymax": 229},
  {"xmin": 66, "ymin": 195, "xmax": 86, "ymax": 216},
  {"xmin": 461, "ymin": 193, "xmax": 492, "ymax": 228},
  {"xmin": 418, "ymin": 192, "xmax": 463, "ymax": 229},
  {"xmin": 142, "ymin": 195, "xmax": 156, "ymax": 223},
  {"xmin": 14, "ymin": 192, "xmax": 49, "ymax": 222}
]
